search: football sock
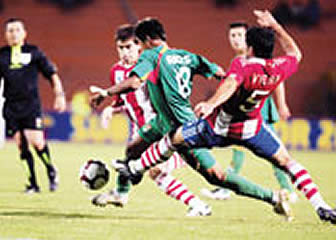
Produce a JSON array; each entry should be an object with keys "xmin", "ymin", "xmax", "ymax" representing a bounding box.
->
[
  {"xmin": 116, "ymin": 174, "xmax": 131, "ymax": 194},
  {"xmin": 159, "ymin": 152, "xmax": 186, "ymax": 173},
  {"xmin": 273, "ymin": 165, "xmax": 294, "ymax": 192},
  {"xmin": 154, "ymin": 173, "xmax": 199, "ymax": 207},
  {"xmin": 286, "ymin": 160, "xmax": 331, "ymax": 210},
  {"xmin": 231, "ymin": 149, "xmax": 245, "ymax": 174},
  {"xmin": 222, "ymin": 171, "xmax": 274, "ymax": 204},
  {"xmin": 132, "ymin": 135, "xmax": 174, "ymax": 172},
  {"xmin": 20, "ymin": 149, "xmax": 38, "ymax": 187}
]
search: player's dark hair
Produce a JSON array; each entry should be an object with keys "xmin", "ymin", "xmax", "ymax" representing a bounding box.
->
[
  {"xmin": 135, "ymin": 17, "xmax": 166, "ymax": 42},
  {"xmin": 229, "ymin": 22, "xmax": 248, "ymax": 30},
  {"xmin": 246, "ymin": 27, "xmax": 275, "ymax": 59},
  {"xmin": 4, "ymin": 18, "xmax": 25, "ymax": 29},
  {"xmin": 115, "ymin": 24, "xmax": 138, "ymax": 43}
]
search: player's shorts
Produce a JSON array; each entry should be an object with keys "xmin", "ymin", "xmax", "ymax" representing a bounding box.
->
[
  {"xmin": 138, "ymin": 115, "xmax": 173, "ymax": 143},
  {"xmin": 182, "ymin": 119, "xmax": 282, "ymax": 160},
  {"xmin": 4, "ymin": 111, "xmax": 44, "ymax": 137}
]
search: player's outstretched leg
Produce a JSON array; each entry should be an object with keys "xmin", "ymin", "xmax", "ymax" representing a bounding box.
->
[
  {"xmin": 150, "ymin": 170, "xmax": 211, "ymax": 217},
  {"xmin": 149, "ymin": 153, "xmax": 211, "ymax": 217},
  {"xmin": 282, "ymin": 157, "xmax": 336, "ymax": 224},
  {"xmin": 113, "ymin": 135, "xmax": 293, "ymax": 220},
  {"xmin": 201, "ymin": 148, "xmax": 244, "ymax": 200}
]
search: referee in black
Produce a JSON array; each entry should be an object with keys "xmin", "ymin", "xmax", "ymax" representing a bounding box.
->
[{"xmin": 0, "ymin": 18, "xmax": 66, "ymax": 193}]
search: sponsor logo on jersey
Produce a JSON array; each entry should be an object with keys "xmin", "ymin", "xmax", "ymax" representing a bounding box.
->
[{"xmin": 20, "ymin": 53, "xmax": 32, "ymax": 65}]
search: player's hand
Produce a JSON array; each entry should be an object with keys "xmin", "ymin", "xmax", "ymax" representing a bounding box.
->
[
  {"xmin": 194, "ymin": 102, "xmax": 215, "ymax": 119},
  {"xmin": 90, "ymin": 93, "xmax": 105, "ymax": 109},
  {"xmin": 278, "ymin": 104, "xmax": 291, "ymax": 120},
  {"xmin": 254, "ymin": 10, "xmax": 279, "ymax": 29},
  {"xmin": 101, "ymin": 106, "xmax": 114, "ymax": 129},
  {"xmin": 54, "ymin": 94, "xmax": 66, "ymax": 113}
]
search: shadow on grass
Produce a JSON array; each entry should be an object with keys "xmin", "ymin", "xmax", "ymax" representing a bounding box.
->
[
  {"xmin": 0, "ymin": 211, "xmax": 109, "ymax": 219},
  {"xmin": 0, "ymin": 210, "xmax": 182, "ymax": 221}
]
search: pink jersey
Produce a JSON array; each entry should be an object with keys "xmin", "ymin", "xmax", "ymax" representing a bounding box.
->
[
  {"xmin": 207, "ymin": 55, "xmax": 298, "ymax": 139},
  {"xmin": 110, "ymin": 62, "xmax": 156, "ymax": 128}
]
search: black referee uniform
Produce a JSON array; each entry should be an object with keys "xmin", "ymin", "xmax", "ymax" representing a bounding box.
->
[{"xmin": 0, "ymin": 43, "xmax": 58, "ymax": 192}]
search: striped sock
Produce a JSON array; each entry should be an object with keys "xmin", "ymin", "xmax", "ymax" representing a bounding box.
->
[
  {"xmin": 287, "ymin": 161, "xmax": 330, "ymax": 210},
  {"xmin": 154, "ymin": 173, "xmax": 198, "ymax": 206},
  {"xmin": 133, "ymin": 135, "xmax": 174, "ymax": 172},
  {"xmin": 158, "ymin": 153, "xmax": 186, "ymax": 174}
]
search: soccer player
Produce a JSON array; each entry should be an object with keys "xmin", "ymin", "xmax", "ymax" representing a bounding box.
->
[
  {"xmin": 91, "ymin": 17, "xmax": 293, "ymax": 219},
  {"xmin": 201, "ymin": 22, "xmax": 297, "ymax": 202},
  {"xmin": 92, "ymin": 24, "xmax": 211, "ymax": 216},
  {"xmin": 115, "ymin": 11, "xmax": 336, "ymax": 224},
  {"xmin": 0, "ymin": 18, "xmax": 66, "ymax": 193}
]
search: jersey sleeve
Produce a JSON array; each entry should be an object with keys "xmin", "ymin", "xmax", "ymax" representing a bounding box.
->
[
  {"xmin": 131, "ymin": 50, "xmax": 156, "ymax": 81},
  {"xmin": 272, "ymin": 56, "xmax": 299, "ymax": 80},
  {"xmin": 220, "ymin": 57, "xmax": 244, "ymax": 86},
  {"xmin": 109, "ymin": 66, "xmax": 124, "ymax": 107},
  {"xmin": 35, "ymin": 47, "xmax": 57, "ymax": 81},
  {"xmin": 195, "ymin": 55, "xmax": 219, "ymax": 78}
]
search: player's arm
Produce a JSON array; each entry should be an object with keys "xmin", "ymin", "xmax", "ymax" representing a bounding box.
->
[
  {"xmin": 254, "ymin": 10, "xmax": 302, "ymax": 62},
  {"xmin": 106, "ymin": 75, "xmax": 142, "ymax": 96},
  {"xmin": 272, "ymin": 82, "xmax": 291, "ymax": 120},
  {"xmin": 100, "ymin": 102, "xmax": 127, "ymax": 129},
  {"xmin": 195, "ymin": 76, "xmax": 237, "ymax": 118},
  {"xmin": 50, "ymin": 73, "xmax": 66, "ymax": 112},
  {"xmin": 36, "ymin": 47, "xmax": 66, "ymax": 112},
  {"xmin": 196, "ymin": 55, "xmax": 226, "ymax": 80},
  {"xmin": 90, "ymin": 75, "xmax": 142, "ymax": 109}
]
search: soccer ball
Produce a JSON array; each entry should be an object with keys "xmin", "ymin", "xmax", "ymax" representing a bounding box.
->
[{"xmin": 79, "ymin": 160, "xmax": 110, "ymax": 190}]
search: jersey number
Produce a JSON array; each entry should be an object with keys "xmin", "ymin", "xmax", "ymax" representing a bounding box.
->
[
  {"xmin": 175, "ymin": 66, "xmax": 191, "ymax": 99},
  {"xmin": 239, "ymin": 90, "xmax": 270, "ymax": 112}
]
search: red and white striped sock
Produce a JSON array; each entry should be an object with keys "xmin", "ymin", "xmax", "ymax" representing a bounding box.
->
[
  {"xmin": 155, "ymin": 173, "xmax": 204, "ymax": 207},
  {"xmin": 287, "ymin": 161, "xmax": 331, "ymax": 210},
  {"xmin": 132, "ymin": 135, "xmax": 174, "ymax": 172},
  {"xmin": 158, "ymin": 153, "xmax": 186, "ymax": 174}
]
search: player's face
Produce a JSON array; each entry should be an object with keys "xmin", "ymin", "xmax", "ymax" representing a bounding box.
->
[
  {"xmin": 228, "ymin": 27, "xmax": 247, "ymax": 54},
  {"xmin": 5, "ymin": 21, "xmax": 27, "ymax": 46},
  {"xmin": 116, "ymin": 38, "xmax": 140, "ymax": 65}
]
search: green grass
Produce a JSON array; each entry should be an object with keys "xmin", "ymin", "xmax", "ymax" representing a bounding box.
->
[{"xmin": 0, "ymin": 142, "xmax": 336, "ymax": 240}]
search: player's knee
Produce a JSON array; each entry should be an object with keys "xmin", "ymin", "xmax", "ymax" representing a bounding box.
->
[
  {"xmin": 30, "ymin": 137, "xmax": 45, "ymax": 150},
  {"xmin": 149, "ymin": 167, "xmax": 162, "ymax": 180},
  {"xmin": 273, "ymin": 146, "xmax": 293, "ymax": 167}
]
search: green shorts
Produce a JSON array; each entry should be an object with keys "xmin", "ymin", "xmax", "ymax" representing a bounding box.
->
[{"xmin": 138, "ymin": 115, "xmax": 174, "ymax": 143}]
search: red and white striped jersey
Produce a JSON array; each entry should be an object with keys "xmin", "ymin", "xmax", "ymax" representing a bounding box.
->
[
  {"xmin": 110, "ymin": 61, "xmax": 156, "ymax": 128},
  {"xmin": 207, "ymin": 55, "xmax": 298, "ymax": 139}
]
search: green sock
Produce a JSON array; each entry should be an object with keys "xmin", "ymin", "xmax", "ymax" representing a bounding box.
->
[
  {"xmin": 231, "ymin": 149, "xmax": 245, "ymax": 174},
  {"xmin": 273, "ymin": 165, "xmax": 293, "ymax": 192},
  {"xmin": 116, "ymin": 174, "xmax": 131, "ymax": 194},
  {"xmin": 223, "ymin": 171, "xmax": 274, "ymax": 204}
]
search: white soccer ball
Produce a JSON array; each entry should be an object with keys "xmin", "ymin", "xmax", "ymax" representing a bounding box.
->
[{"xmin": 79, "ymin": 160, "xmax": 110, "ymax": 190}]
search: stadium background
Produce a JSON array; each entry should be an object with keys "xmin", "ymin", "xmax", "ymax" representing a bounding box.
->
[{"xmin": 0, "ymin": 0, "xmax": 336, "ymax": 150}]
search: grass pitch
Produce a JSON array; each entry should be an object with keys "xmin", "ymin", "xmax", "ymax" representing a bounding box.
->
[{"xmin": 0, "ymin": 142, "xmax": 336, "ymax": 240}]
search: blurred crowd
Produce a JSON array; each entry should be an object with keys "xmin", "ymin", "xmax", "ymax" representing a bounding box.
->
[
  {"xmin": 272, "ymin": 0, "xmax": 320, "ymax": 30},
  {"xmin": 37, "ymin": 0, "xmax": 94, "ymax": 10}
]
